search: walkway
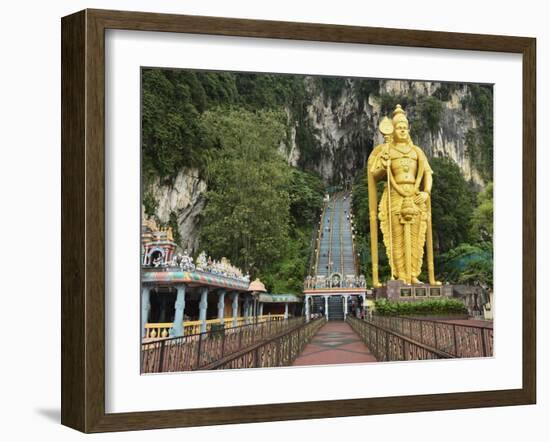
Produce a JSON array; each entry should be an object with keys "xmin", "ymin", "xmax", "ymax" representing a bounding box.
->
[{"xmin": 292, "ymin": 321, "xmax": 377, "ymax": 366}]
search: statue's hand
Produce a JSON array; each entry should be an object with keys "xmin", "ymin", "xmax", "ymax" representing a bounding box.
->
[
  {"xmin": 414, "ymin": 191, "xmax": 429, "ymax": 205},
  {"xmin": 380, "ymin": 150, "xmax": 391, "ymax": 168}
]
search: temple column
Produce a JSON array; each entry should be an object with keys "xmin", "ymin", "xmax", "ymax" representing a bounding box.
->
[
  {"xmin": 217, "ymin": 290, "xmax": 226, "ymax": 325},
  {"xmin": 304, "ymin": 295, "xmax": 310, "ymax": 322},
  {"xmin": 170, "ymin": 284, "xmax": 186, "ymax": 338},
  {"xmin": 199, "ymin": 287, "xmax": 208, "ymax": 334},
  {"xmin": 231, "ymin": 292, "xmax": 239, "ymax": 327},
  {"xmin": 259, "ymin": 302, "xmax": 264, "ymax": 317},
  {"xmin": 362, "ymin": 294, "xmax": 367, "ymax": 318},
  {"xmin": 241, "ymin": 295, "xmax": 248, "ymax": 324},
  {"xmin": 243, "ymin": 297, "xmax": 250, "ymax": 324},
  {"xmin": 141, "ymin": 286, "xmax": 151, "ymax": 339},
  {"xmin": 324, "ymin": 296, "xmax": 329, "ymax": 321},
  {"xmin": 344, "ymin": 295, "xmax": 349, "ymax": 319},
  {"xmin": 284, "ymin": 303, "xmax": 289, "ymax": 320}
]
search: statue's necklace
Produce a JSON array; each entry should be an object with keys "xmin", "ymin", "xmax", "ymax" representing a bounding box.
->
[
  {"xmin": 394, "ymin": 143, "xmax": 413, "ymax": 155},
  {"xmin": 393, "ymin": 144, "xmax": 413, "ymax": 172}
]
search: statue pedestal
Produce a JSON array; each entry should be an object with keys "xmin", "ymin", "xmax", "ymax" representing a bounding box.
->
[{"xmin": 374, "ymin": 280, "xmax": 452, "ymax": 302}]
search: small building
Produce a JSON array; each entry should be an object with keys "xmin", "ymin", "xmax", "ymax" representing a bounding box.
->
[{"xmin": 258, "ymin": 293, "xmax": 303, "ymax": 318}]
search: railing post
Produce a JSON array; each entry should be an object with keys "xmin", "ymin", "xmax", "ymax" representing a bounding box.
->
[
  {"xmin": 158, "ymin": 339, "xmax": 166, "ymax": 373},
  {"xmin": 287, "ymin": 335, "xmax": 291, "ymax": 364},
  {"xmin": 481, "ymin": 328, "xmax": 488, "ymax": 357},
  {"xmin": 276, "ymin": 337, "xmax": 281, "ymax": 366},
  {"xmin": 196, "ymin": 334, "xmax": 202, "ymax": 369},
  {"xmin": 434, "ymin": 325, "xmax": 438, "ymax": 350},
  {"xmin": 453, "ymin": 324, "xmax": 459, "ymax": 356}
]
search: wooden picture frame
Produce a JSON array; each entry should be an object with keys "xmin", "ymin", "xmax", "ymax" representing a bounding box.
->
[{"xmin": 61, "ymin": 8, "xmax": 536, "ymax": 433}]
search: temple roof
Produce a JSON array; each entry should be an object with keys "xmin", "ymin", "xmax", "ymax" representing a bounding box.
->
[
  {"xmin": 142, "ymin": 269, "xmax": 250, "ymax": 291},
  {"xmin": 248, "ymin": 278, "xmax": 267, "ymax": 293}
]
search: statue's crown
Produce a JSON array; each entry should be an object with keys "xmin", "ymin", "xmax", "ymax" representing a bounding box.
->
[{"xmin": 392, "ymin": 104, "xmax": 408, "ymax": 126}]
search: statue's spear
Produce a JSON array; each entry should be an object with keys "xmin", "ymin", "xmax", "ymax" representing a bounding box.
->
[
  {"xmin": 379, "ymin": 117, "xmax": 395, "ymax": 280},
  {"xmin": 367, "ymin": 160, "xmax": 380, "ymax": 287}
]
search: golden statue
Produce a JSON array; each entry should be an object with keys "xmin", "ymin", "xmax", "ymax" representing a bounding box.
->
[{"xmin": 367, "ymin": 104, "xmax": 440, "ymax": 287}]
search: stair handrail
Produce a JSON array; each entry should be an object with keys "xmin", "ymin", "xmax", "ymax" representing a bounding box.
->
[
  {"xmin": 340, "ymin": 195, "xmax": 345, "ymax": 275},
  {"xmin": 307, "ymin": 202, "xmax": 324, "ymax": 278},
  {"xmin": 349, "ymin": 204, "xmax": 360, "ymax": 276},
  {"xmin": 328, "ymin": 196, "xmax": 335, "ymax": 276}
]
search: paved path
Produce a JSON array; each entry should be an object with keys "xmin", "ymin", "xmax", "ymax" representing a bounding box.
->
[{"xmin": 292, "ymin": 321, "xmax": 377, "ymax": 366}]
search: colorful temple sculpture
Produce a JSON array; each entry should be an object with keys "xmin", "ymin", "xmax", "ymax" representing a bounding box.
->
[{"xmin": 141, "ymin": 219, "xmax": 301, "ymax": 341}]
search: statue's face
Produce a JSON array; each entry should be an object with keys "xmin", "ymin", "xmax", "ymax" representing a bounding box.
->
[{"xmin": 394, "ymin": 121, "xmax": 409, "ymax": 142}]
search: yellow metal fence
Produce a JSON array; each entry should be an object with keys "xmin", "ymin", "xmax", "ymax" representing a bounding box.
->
[{"xmin": 144, "ymin": 315, "xmax": 286, "ymax": 340}]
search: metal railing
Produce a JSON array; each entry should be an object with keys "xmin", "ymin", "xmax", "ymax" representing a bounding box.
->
[
  {"xmin": 339, "ymin": 197, "xmax": 344, "ymax": 275},
  {"xmin": 368, "ymin": 315, "xmax": 493, "ymax": 358},
  {"xmin": 205, "ymin": 317, "xmax": 325, "ymax": 370},
  {"xmin": 309, "ymin": 201, "xmax": 327, "ymax": 277},
  {"xmin": 347, "ymin": 316, "xmax": 453, "ymax": 362},
  {"xmin": 141, "ymin": 317, "xmax": 304, "ymax": 373}
]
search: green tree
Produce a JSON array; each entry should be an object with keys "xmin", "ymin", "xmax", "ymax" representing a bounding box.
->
[
  {"xmin": 199, "ymin": 107, "xmax": 291, "ymax": 275},
  {"xmin": 470, "ymin": 182, "xmax": 493, "ymax": 245},
  {"xmin": 458, "ymin": 258, "xmax": 493, "ymax": 288},
  {"xmin": 437, "ymin": 243, "xmax": 491, "ymax": 284},
  {"xmin": 430, "ymin": 157, "xmax": 475, "ymax": 253}
]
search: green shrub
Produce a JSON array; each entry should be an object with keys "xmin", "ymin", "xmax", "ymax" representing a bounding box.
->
[{"xmin": 374, "ymin": 298, "xmax": 467, "ymax": 316}]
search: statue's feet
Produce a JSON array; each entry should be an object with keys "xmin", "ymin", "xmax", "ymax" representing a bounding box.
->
[
  {"xmin": 412, "ymin": 277, "xmax": 422, "ymax": 284},
  {"xmin": 429, "ymin": 279, "xmax": 443, "ymax": 286}
]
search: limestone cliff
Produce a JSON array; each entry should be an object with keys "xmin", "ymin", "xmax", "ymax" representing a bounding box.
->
[
  {"xmin": 143, "ymin": 169, "xmax": 206, "ymax": 253},
  {"xmin": 284, "ymin": 78, "xmax": 487, "ymax": 187}
]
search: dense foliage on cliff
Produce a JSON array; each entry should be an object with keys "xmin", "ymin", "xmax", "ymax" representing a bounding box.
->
[
  {"xmin": 463, "ymin": 85, "xmax": 494, "ymax": 181},
  {"xmin": 141, "ymin": 68, "xmax": 309, "ymax": 183}
]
